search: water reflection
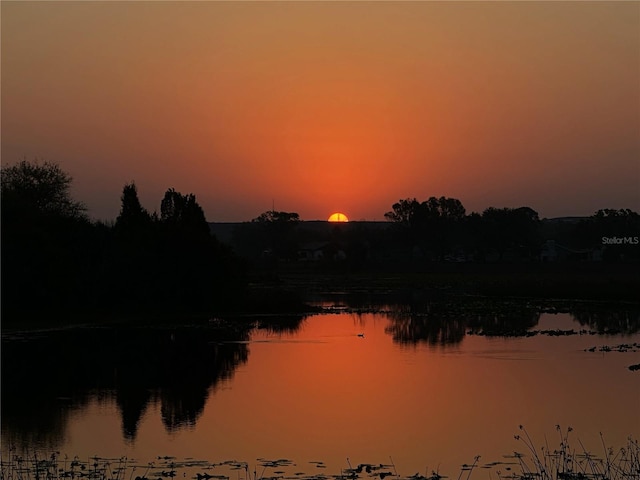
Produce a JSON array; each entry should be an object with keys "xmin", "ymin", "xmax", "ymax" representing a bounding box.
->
[
  {"xmin": 254, "ymin": 315, "xmax": 307, "ymax": 335},
  {"xmin": 1, "ymin": 325, "xmax": 253, "ymax": 446},
  {"xmin": 384, "ymin": 301, "xmax": 540, "ymax": 346},
  {"xmin": 571, "ymin": 307, "xmax": 640, "ymax": 334},
  {"xmin": 385, "ymin": 312, "xmax": 469, "ymax": 346},
  {"xmin": 2, "ymin": 303, "xmax": 638, "ymax": 454},
  {"xmin": 382, "ymin": 302, "xmax": 640, "ymax": 345}
]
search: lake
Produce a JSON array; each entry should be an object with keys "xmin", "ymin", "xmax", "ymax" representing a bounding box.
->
[{"xmin": 2, "ymin": 297, "xmax": 639, "ymax": 480}]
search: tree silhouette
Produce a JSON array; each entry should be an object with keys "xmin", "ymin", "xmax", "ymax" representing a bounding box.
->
[
  {"xmin": 115, "ymin": 182, "xmax": 152, "ymax": 230},
  {"xmin": 249, "ymin": 210, "xmax": 301, "ymax": 260},
  {"xmin": 161, "ymin": 188, "xmax": 209, "ymax": 236},
  {"xmin": 252, "ymin": 210, "xmax": 300, "ymax": 224},
  {"xmin": 385, "ymin": 197, "xmax": 465, "ymax": 225},
  {"xmin": 1, "ymin": 159, "xmax": 87, "ymax": 220},
  {"xmin": 423, "ymin": 196, "xmax": 466, "ymax": 221},
  {"xmin": 1, "ymin": 160, "xmax": 97, "ymax": 319},
  {"xmin": 110, "ymin": 183, "xmax": 160, "ymax": 308},
  {"xmin": 384, "ymin": 198, "xmax": 422, "ymax": 227},
  {"xmin": 480, "ymin": 206, "xmax": 540, "ymax": 260},
  {"xmin": 385, "ymin": 196, "xmax": 466, "ymax": 259},
  {"xmin": 154, "ymin": 188, "xmax": 246, "ymax": 310}
]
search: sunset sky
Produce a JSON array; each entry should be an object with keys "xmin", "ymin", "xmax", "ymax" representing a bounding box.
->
[{"xmin": 2, "ymin": 1, "xmax": 638, "ymax": 222}]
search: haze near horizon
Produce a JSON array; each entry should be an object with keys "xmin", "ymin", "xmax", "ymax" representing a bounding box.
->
[{"xmin": 2, "ymin": 1, "xmax": 638, "ymax": 222}]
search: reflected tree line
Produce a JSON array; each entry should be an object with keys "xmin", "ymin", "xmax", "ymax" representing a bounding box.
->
[
  {"xmin": 1, "ymin": 325, "xmax": 253, "ymax": 447},
  {"xmin": 385, "ymin": 301, "xmax": 640, "ymax": 346},
  {"xmin": 384, "ymin": 300, "xmax": 541, "ymax": 346},
  {"xmin": 571, "ymin": 307, "xmax": 640, "ymax": 335},
  {"xmin": 2, "ymin": 304, "xmax": 638, "ymax": 448}
]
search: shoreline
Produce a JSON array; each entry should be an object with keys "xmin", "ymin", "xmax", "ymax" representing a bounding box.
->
[
  {"xmin": 2, "ymin": 262, "xmax": 638, "ymax": 332},
  {"xmin": 2, "ymin": 431, "xmax": 638, "ymax": 480}
]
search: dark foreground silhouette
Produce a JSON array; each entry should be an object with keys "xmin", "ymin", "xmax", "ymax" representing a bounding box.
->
[
  {"xmin": 1, "ymin": 425, "xmax": 638, "ymax": 480},
  {"xmin": 1, "ymin": 162, "xmax": 247, "ymax": 324},
  {"xmin": 2, "ymin": 161, "xmax": 639, "ymax": 328}
]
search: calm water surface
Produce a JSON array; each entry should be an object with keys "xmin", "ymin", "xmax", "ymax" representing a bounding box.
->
[{"xmin": 2, "ymin": 303, "xmax": 639, "ymax": 479}]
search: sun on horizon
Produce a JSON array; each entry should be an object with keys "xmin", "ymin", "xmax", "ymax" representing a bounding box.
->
[{"xmin": 328, "ymin": 212, "xmax": 349, "ymax": 223}]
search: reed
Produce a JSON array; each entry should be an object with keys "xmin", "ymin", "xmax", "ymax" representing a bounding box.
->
[
  {"xmin": 1, "ymin": 428, "xmax": 638, "ymax": 480},
  {"xmin": 499, "ymin": 426, "xmax": 639, "ymax": 480}
]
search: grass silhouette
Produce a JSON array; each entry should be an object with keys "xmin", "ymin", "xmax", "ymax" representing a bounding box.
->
[{"xmin": 1, "ymin": 428, "xmax": 638, "ymax": 480}]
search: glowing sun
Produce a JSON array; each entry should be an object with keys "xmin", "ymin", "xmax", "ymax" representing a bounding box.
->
[{"xmin": 328, "ymin": 212, "xmax": 349, "ymax": 222}]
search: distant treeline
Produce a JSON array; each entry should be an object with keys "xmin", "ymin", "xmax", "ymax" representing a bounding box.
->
[
  {"xmin": 2, "ymin": 161, "xmax": 639, "ymax": 322},
  {"xmin": 230, "ymin": 196, "xmax": 640, "ymax": 267},
  {"xmin": 382, "ymin": 197, "xmax": 640, "ymax": 262},
  {"xmin": 1, "ymin": 161, "xmax": 245, "ymax": 322}
]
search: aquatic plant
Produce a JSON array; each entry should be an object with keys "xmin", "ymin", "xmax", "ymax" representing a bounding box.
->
[
  {"xmin": 496, "ymin": 426, "xmax": 640, "ymax": 480},
  {"xmin": 1, "ymin": 428, "xmax": 638, "ymax": 480}
]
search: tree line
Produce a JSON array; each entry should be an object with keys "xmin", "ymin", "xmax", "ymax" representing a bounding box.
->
[
  {"xmin": 383, "ymin": 197, "xmax": 541, "ymax": 261},
  {"xmin": 1, "ymin": 160, "xmax": 245, "ymax": 321},
  {"xmin": 2, "ymin": 160, "xmax": 639, "ymax": 321},
  {"xmin": 383, "ymin": 196, "xmax": 639, "ymax": 262},
  {"xmin": 231, "ymin": 196, "xmax": 639, "ymax": 266}
]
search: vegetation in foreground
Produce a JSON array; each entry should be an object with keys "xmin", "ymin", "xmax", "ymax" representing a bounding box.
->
[{"xmin": 1, "ymin": 427, "xmax": 638, "ymax": 480}]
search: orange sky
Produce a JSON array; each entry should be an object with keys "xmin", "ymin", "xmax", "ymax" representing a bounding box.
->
[{"xmin": 2, "ymin": 1, "xmax": 638, "ymax": 222}]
